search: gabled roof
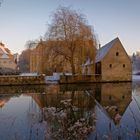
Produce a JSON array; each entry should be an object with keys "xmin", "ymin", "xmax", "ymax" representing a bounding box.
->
[
  {"xmin": 0, "ymin": 46, "xmax": 8, "ymax": 55},
  {"xmin": 0, "ymin": 42, "xmax": 14, "ymax": 58},
  {"xmin": 95, "ymin": 37, "xmax": 119, "ymax": 63}
]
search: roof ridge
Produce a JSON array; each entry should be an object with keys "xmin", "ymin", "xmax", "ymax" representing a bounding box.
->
[
  {"xmin": 95, "ymin": 37, "xmax": 119, "ymax": 63},
  {"xmin": 101, "ymin": 37, "xmax": 119, "ymax": 49}
]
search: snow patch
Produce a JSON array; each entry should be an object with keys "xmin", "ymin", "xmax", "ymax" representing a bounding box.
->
[{"xmin": 132, "ymin": 75, "xmax": 140, "ymax": 81}]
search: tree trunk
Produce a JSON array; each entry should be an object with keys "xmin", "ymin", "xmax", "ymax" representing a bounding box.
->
[{"xmin": 71, "ymin": 57, "xmax": 75, "ymax": 75}]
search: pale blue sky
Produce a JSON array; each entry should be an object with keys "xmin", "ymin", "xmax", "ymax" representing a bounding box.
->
[{"xmin": 0, "ymin": 0, "xmax": 140, "ymax": 55}]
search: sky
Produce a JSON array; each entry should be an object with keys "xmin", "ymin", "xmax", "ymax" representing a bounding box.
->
[{"xmin": 0, "ymin": 0, "xmax": 140, "ymax": 55}]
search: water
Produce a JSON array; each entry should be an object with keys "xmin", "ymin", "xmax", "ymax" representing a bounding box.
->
[{"xmin": 0, "ymin": 82, "xmax": 140, "ymax": 140}]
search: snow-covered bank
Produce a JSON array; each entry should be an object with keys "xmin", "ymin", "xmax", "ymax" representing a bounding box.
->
[
  {"xmin": 45, "ymin": 73, "xmax": 62, "ymax": 84},
  {"xmin": 132, "ymin": 75, "xmax": 140, "ymax": 81},
  {"xmin": 20, "ymin": 73, "xmax": 38, "ymax": 76}
]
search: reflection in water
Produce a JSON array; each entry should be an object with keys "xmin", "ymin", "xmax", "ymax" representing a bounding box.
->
[
  {"xmin": 30, "ymin": 83, "xmax": 134, "ymax": 139},
  {"xmin": 89, "ymin": 83, "xmax": 132, "ymax": 140},
  {"xmin": 96, "ymin": 83, "xmax": 132, "ymax": 123},
  {"xmin": 0, "ymin": 95, "xmax": 46, "ymax": 140},
  {"xmin": 0, "ymin": 85, "xmax": 46, "ymax": 94},
  {"xmin": 0, "ymin": 82, "xmax": 140, "ymax": 139},
  {"xmin": 0, "ymin": 95, "xmax": 11, "ymax": 108}
]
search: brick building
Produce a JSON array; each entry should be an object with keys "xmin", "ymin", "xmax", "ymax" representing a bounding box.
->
[{"xmin": 95, "ymin": 37, "xmax": 132, "ymax": 81}]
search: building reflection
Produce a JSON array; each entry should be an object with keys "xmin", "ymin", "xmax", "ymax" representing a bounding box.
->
[
  {"xmin": 0, "ymin": 95, "xmax": 11, "ymax": 108},
  {"xmin": 0, "ymin": 83, "xmax": 132, "ymax": 118},
  {"xmin": 0, "ymin": 82, "xmax": 134, "ymax": 139},
  {"xmin": 30, "ymin": 83, "xmax": 132, "ymax": 122},
  {"xmin": 89, "ymin": 82, "xmax": 132, "ymax": 140},
  {"xmin": 95, "ymin": 83, "xmax": 132, "ymax": 124}
]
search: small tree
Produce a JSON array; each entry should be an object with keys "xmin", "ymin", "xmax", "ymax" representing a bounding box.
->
[{"xmin": 46, "ymin": 7, "xmax": 97, "ymax": 75}]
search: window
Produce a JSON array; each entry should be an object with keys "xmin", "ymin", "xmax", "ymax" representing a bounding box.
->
[
  {"xmin": 109, "ymin": 95, "xmax": 112, "ymax": 100},
  {"xmin": 116, "ymin": 52, "xmax": 119, "ymax": 56},
  {"xmin": 123, "ymin": 64, "xmax": 125, "ymax": 68},
  {"xmin": 109, "ymin": 64, "xmax": 112, "ymax": 68},
  {"xmin": 122, "ymin": 95, "xmax": 125, "ymax": 99}
]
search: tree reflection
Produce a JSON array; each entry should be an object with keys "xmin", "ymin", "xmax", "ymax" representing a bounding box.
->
[
  {"xmin": 44, "ymin": 99, "xmax": 95, "ymax": 140},
  {"xmin": 29, "ymin": 83, "xmax": 133, "ymax": 139}
]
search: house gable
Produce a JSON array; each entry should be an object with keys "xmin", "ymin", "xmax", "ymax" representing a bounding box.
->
[
  {"xmin": 103, "ymin": 38, "xmax": 131, "ymax": 65},
  {"xmin": 101, "ymin": 38, "xmax": 132, "ymax": 81}
]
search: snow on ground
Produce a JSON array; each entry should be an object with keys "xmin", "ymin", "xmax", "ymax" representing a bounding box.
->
[
  {"xmin": 45, "ymin": 73, "xmax": 62, "ymax": 84},
  {"xmin": 45, "ymin": 73, "xmax": 60, "ymax": 81},
  {"xmin": 132, "ymin": 75, "xmax": 140, "ymax": 81},
  {"xmin": 20, "ymin": 73, "xmax": 38, "ymax": 76}
]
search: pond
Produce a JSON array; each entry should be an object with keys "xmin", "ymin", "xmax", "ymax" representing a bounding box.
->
[{"xmin": 0, "ymin": 82, "xmax": 140, "ymax": 140}]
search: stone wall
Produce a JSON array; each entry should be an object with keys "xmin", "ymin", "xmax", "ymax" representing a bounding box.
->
[
  {"xmin": 59, "ymin": 74, "xmax": 132, "ymax": 84},
  {"xmin": 59, "ymin": 75, "xmax": 98, "ymax": 84},
  {"xmin": 0, "ymin": 75, "xmax": 45, "ymax": 85}
]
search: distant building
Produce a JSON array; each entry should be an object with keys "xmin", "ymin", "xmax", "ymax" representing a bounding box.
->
[
  {"xmin": 0, "ymin": 42, "xmax": 17, "ymax": 70},
  {"xmin": 30, "ymin": 40, "xmax": 49, "ymax": 74},
  {"xmin": 82, "ymin": 58, "xmax": 94, "ymax": 75},
  {"xmin": 95, "ymin": 37, "xmax": 132, "ymax": 81}
]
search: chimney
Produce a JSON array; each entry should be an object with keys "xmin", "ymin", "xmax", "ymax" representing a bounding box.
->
[{"xmin": 99, "ymin": 44, "xmax": 101, "ymax": 49}]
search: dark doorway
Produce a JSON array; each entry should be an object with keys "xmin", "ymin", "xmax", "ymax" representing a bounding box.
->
[{"xmin": 96, "ymin": 62, "xmax": 101, "ymax": 75}]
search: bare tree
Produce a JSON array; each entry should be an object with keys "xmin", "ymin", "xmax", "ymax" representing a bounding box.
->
[
  {"xmin": 25, "ymin": 40, "xmax": 39, "ymax": 50},
  {"xmin": 45, "ymin": 7, "xmax": 97, "ymax": 75}
]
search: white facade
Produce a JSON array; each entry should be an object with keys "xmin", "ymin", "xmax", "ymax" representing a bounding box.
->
[{"xmin": 0, "ymin": 42, "xmax": 17, "ymax": 70}]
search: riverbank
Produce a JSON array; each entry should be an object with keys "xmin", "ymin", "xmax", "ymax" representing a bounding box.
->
[
  {"xmin": 59, "ymin": 75, "xmax": 132, "ymax": 84},
  {"xmin": 0, "ymin": 74, "xmax": 137, "ymax": 86}
]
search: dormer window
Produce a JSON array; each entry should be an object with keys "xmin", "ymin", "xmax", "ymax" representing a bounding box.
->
[{"xmin": 116, "ymin": 52, "xmax": 119, "ymax": 56}]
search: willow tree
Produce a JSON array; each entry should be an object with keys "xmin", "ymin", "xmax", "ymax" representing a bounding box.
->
[{"xmin": 46, "ymin": 7, "xmax": 97, "ymax": 75}]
